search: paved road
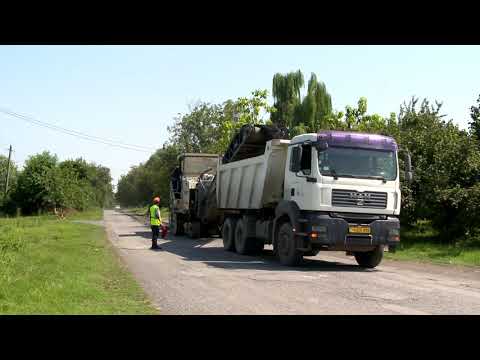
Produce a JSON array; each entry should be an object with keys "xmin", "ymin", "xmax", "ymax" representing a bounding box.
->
[{"xmin": 104, "ymin": 210, "xmax": 480, "ymax": 314}]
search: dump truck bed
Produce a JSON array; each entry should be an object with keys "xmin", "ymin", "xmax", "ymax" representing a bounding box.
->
[{"xmin": 217, "ymin": 139, "xmax": 290, "ymax": 209}]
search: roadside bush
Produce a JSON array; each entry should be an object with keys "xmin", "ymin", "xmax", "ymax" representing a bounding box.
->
[
  {"xmin": 436, "ymin": 184, "xmax": 480, "ymax": 244},
  {"xmin": 395, "ymin": 99, "xmax": 480, "ymax": 242},
  {"xmin": 11, "ymin": 152, "xmax": 113, "ymax": 215}
]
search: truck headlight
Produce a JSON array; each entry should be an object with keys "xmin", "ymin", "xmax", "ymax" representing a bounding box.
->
[
  {"xmin": 310, "ymin": 225, "xmax": 327, "ymax": 240},
  {"xmin": 388, "ymin": 228, "xmax": 400, "ymax": 242},
  {"xmin": 393, "ymin": 192, "xmax": 398, "ymax": 209}
]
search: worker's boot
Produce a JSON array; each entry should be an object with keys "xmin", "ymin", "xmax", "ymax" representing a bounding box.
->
[{"xmin": 151, "ymin": 239, "xmax": 161, "ymax": 250}]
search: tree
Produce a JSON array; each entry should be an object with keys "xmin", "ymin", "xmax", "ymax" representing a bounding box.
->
[
  {"xmin": 291, "ymin": 96, "xmax": 388, "ymax": 136},
  {"xmin": 13, "ymin": 151, "xmax": 59, "ymax": 214},
  {"xmin": 300, "ymin": 73, "xmax": 332, "ymax": 132},
  {"xmin": 59, "ymin": 158, "xmax": 114, "ymax": 209},
  {"xmin": 167, "ymin": 102, "xmax": 224, "ymax": 153},
  {"xmin": 144, "ymin": 144, "xmax": 181, "ymax": 206},
  {"xmin": 167, "ymin": 90, "xmax": 275, "ymax": 155},
  {"xmin": 398, "ymin": 98, "xmax": 480, "ymax": 239},
  {"xmin": 271, "ymin": 70, "xmax": 304, "ymax": 129},
  {"xmin": 116, "ymin": 144, "xmax": 180, "ymax": 208},
  {"xmin": 11, "ymin": 152, "xmax": 113, "ymax": 215}
]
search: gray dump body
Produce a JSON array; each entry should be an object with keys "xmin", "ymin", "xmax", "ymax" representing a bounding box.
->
[{"xmin": 217, "ymin": 139, "xmax": 290, "ymax": 210}]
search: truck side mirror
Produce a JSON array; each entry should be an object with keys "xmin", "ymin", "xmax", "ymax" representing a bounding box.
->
[
  {"xmin": 291, "ymin": 147, "xmax": 302, "ymax": 173},
  {"xmin": 405, "ymin": 152, "xmax": 413, "ymax": 183}
]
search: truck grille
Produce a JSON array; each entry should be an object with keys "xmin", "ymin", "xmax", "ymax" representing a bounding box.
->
[{"xmin": 332, "ymin": 189, "xmax": 387, "ymax": 209}]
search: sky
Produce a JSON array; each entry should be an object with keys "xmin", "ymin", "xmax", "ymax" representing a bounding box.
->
[{"xmin": 1, "ymin": 45, "xmax": 479, "ymax": 187}]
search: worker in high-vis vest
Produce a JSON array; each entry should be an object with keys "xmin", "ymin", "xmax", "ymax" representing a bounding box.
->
[{"xmin": 149, "ymin": 196, "xmax": 162, "ymax": 250}]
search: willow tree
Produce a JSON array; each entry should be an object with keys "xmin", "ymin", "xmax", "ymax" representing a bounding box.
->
[
  {"xmin": 271, "ymin": 70, "xmax": 304, "ymax": 129},
  {"xmin": 301, "ymin": 73, "xmax": 332, "ymax": 132}
]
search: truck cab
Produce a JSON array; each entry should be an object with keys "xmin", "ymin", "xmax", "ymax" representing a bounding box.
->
[
  {"xmin": 286, "ymin": 131, "xmax": 400, "ymax": 214},
  {"xmin": 277, "ymin": 131, "xmax": 411, "ymax": 267}
]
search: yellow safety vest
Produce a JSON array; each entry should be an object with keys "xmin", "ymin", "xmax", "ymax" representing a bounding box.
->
[{"xmin": 149, "ymin": 205, "xmax": 161, "ymax": 226}]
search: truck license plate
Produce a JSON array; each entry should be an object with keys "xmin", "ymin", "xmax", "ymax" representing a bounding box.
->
[{"xmin": 349, "ymin": 225, "xmax": 371, "ymax": 234}]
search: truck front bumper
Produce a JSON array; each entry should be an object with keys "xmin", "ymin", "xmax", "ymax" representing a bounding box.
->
[{"xmin": 301, "ymin": 213, "xmax": 400, "ymax": 251}]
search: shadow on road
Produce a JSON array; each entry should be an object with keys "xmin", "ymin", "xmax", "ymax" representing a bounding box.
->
[
  {"xmin": 118, "ymin": 231, "xmax": 152, "ymax": 239},
  {"xmin": 117, "ymin": 230, "xmax": 371, "ymax": 273}
]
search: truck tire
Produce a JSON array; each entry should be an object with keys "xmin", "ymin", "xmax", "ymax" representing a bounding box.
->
[
  {"xmin": 354, "ymin": 246, "xmax": 384, "ymax": 268},
  {"xmin": 170, "ymin": 213, "xmax": 184, "ymax": 236},
  {"xmin": 234, "ymin": 219, "xmax": 263, "ymax": 255},
  {"xmin": 222, "ymin": 217, "xmax": 236, "ymax": 252},
  {"xmin": 234, "ymin": 219, "xmax": 249, "ymax": 254},
  {"xmin": 276, "ymin": 222, "xmax": 303, "ymax": 266}
]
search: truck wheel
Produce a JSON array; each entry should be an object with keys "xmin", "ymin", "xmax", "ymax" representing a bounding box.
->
[
  {"xmin": 170, "ymin": 213, "xmax": 184, "ymax": 236},
  {"xmin": 233, "ymin": 219, "xmax": 264, "ymax": 255},
  {"xmin": 234, "ymin": 219, "xmax": 249, "ymax": 254},
  {"xmin": 234, "ymin": 219, "xmax": 260, "ymax": 255},
  {"xmin": 222, "ymin": 218, "xmax": 236, "ymax": 252},
  {"xmin": 276, "ymin": 222, "xmax": 303, "ymax": 266},
  {"xmin": 354, "ymin": 246, "xmax": 384, "ymax": 268}
]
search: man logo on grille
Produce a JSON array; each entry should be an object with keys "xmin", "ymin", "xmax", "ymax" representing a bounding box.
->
[{"xmin": 349, "ymin": 192, "xmax": 371, "ymax": 206}]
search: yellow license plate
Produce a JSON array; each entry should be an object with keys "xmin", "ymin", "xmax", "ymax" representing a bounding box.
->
[{"xmin": 349, "ymin": 226, "xmax": 371, "ymax": 234}]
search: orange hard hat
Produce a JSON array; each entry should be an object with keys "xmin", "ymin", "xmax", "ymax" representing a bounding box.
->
[{"xmin": 153, "ymin": 197, "xmax": 160, "ymax": 204}]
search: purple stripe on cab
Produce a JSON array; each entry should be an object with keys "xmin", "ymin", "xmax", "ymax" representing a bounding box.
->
[{"xmin": 317, "ymin": 131, "xmax": 397, "ymax": 151}]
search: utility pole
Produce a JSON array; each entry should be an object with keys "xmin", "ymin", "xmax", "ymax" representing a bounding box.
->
[{"xmin": 4, "ymin": 145, "xmax": 12, "ymax": 196}]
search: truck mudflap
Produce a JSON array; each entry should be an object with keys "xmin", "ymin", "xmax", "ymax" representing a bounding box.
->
[{"xmin": 298, "ymin": 213, "xmax": 400, "ymax": 251}]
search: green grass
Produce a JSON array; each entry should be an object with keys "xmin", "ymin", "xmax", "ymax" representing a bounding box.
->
[
  {"xmin": 0, "ymin": 212, "xmax": 158, "ymax": 314},
  {"xmin": 385, "ymin": 221, "xmax": 480, "ymax": 267},
  {"xmin": 66, "ymin": 208, "xmax": 104, "ymax": 221}
]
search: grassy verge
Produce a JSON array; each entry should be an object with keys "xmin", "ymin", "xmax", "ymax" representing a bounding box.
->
[
  {"xmin": 385, "ymin": 221, "xmax": 480, "ymax": 267},
  {"xmin": 0, "ymin": 211, "xmax": 158, "ymax": 314},
  {"xmin": 66, "ymin": 208, "xmax": 104, "ymax": 221}
]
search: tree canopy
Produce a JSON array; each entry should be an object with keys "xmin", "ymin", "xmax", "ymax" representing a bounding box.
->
[{"xmin": 1, "ymin": 152, "xmax": 113, "ymax": 216}]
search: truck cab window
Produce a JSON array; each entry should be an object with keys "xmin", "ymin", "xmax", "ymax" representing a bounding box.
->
[{"xmin": 300, "ymin": 144, "xmax": 312, "ymax": 175}]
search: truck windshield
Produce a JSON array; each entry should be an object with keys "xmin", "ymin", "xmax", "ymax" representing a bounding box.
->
[{"xmin": 317, "ymin": 147, "xmax": 397, "ymax": 181}]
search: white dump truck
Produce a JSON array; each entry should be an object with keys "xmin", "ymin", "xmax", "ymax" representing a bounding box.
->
[{"xmin": 171, "ymin": 125, "xmax": 412, "ymax": 268}]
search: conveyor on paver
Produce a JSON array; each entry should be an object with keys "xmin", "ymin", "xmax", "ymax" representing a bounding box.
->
[{"xmin": 221, "ymin": 124, "xmax": 288, "ymax": 164}]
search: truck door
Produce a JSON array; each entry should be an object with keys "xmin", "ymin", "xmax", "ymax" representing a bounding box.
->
[{"xmin": 285, "ymin": 143, "xmax": 313, "ymax": 205}]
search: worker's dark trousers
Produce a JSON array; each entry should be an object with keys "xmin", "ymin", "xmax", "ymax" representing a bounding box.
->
[{"xmin": 151, "ymin": 225, "xmax": 160, "ymax": 248}]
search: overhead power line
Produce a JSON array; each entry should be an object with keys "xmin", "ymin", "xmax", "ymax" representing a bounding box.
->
[{"xmin": 0, "ymin": 107, "xmax": 157, "ymax": 153}]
